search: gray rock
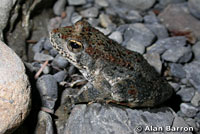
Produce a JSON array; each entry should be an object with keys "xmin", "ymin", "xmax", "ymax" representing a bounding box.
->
[
  {"xmin": 32, "ymin": 37, "xmax": 45, "ymax": 53},
  {"xmin": 144, "ymin": 11, "xmax": 159, "ymax": 24},
  {"xmin": 180, "ymin": 103, "xmax": 198, "ymax": 118},
  {"xmin": 188, "ymin": 0, "xmax": 200, "ymax": 19},
  {"xmin": 0, "ymin": 0, "xmax": 17, "ymax": 40},
  {"xmin": 180, "ymin": 78, "xmax": 191, "ymax": 86},
  {"xmin": 43, "ymin": 66, "xmax": 51, "ymax": 74},
  {"xmin": 34, "ymin": 111, "xmax": 54, "ymax": 134},
  {"xmin": 195, "ymin": 112, "xmax": 200, "ymax": 123},
  {"xmin": 51, "ymin": 55, "xmax": 68, "ymax": 69},
  {"xmin": 95, "ymin": 27, "xmax": 111, "ymax": 35},
  {"xmin": 68, "ymin": 65, "xmax": 77, "ymax": 75},
  {"xmin": 53, "ymin": 71, "xmax": 68, "ymax": 83},
  {"xmin": 64, "ymin": 104, "xmax": 175, "ymax": 134},
  {"xmin": 36, "ymin": 75, "xmax": 58, "ymax": 111},
  {"xmin": 108, "ymin": 31, "xmax": 123, "ymax": 44},
  {"xmin": 49, "ymin": 48, "xmax": 58, "ymax": 57},
  {"xmin": 172, "ymin": 116, "xmax": 193, "ymax": 134},
  {"xmin": 67, "ymin": 0, "xmax": 86, "ymax": 5},
  {"xmin": 119, "ymin": 0, "xmax": 156, "ymax": 11},
  {"xmin": 146, "ymin": 24, "xmax": 169, "ymax": 39},
  {"xmin": 48, "ymin": 17, "xmax": 62, "ymax": 32},
  {"xmin": 184, "ymin": 61, "xmax": 200, "ymax": 91},
  {"xmin": 71, "ymin": 12, "xmax": 83, "ymax": 24},
  {"xmin": 116, "ymin": 24, "xmax": 129, "ymax": 35},
  {"xmin": 87, "ymin": 18, "xmax": 99, "ymax": 27},
  {"xmin": 126, "ymin": 38, "xmax": 145, "ymax": 54},
  {"xmin": 144, "ymin": 52, "xmax": 162, "ymax": 73},
  {"xmin": 43, "ymin": 38, "xmax": 53, "ymax": 51},
  {"xmin": 99, "ymin": 13, "xmax": 112, "ymax": 28},
  {"xmin": 24, "ymin": 62, "xmax": 39, "ymax": 72},
  {"xmin": 147, "ymin": 36, "xmax": 186, "ymax": 54},
  {"xmin": 0, "ymin": 41, "xmax": 31, "ymax": 134},
  {"xmin": 155, "ymin": 0, "xmax": 186, "ymax": 10},
  {"xmin": 95, "ymin": 0, "xmax": 109, "ymax": 7},
  {"xmin": 185, "ymin": 118, "xmax": 199, "ymax": 133},
  {"xmin": 169, "ymin": 82, "xmax": 180, "ymax": 92},
  {"xmin": 158, "ymin": 3, "xmax": 200, "ymax": 40},
  {"xmin": 53, "ymin": 0, "xmax": 67, "ymax": 15},
  {"xmin": 192, "ymin": 41, "xmax": 200, "ymax": 61},
  {"xmin": 124, "ymin": 10, "xmax": 143, "ymax": 22},
  {"xmin": 123, "ymin": 23, "xmax": 155, "ymax": 47},
  {"xmin": 80, "ymin": 7, "xmax": 99, "ymax": 18},
  {"xmin": 61, "ymin": 6, "xmax": 74, "ymax": 27},
  {"xmin": 177, "ymin": 87, "xmax": 195, "ymax": 102},
  {"xmin": 34, "ymin": 53, "xmax": 54, "ymax": 62},
  {"xmin": 161, "ymin": 46, "xmax": 191, "ymax": 63},
  {"xmin": 191, "ymin": 91, "xmax": 200, "ymax": 107},
  {"xmin": 178, "ymin": 45, "xmax": 193, "ymax": 63},
  {"xmin": 170, "ymin": 63, "xmax": 186, "ymax": 78}
]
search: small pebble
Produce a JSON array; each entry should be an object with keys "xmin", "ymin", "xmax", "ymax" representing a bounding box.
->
[
  {"xmin": 145, "ymin": 24, "xmax": 169, "ymax": 39},
  {"xmin": 49, "ymin": 48, "xmax": 58, "ymax": 57},
  {"xmin": 95, "ymin": 27, "xmax": 111, "ymax": 35},
  {"xmin": 192, "ymin": 41, "xmax": 200, "ymax": 61},
  {"xmin": 108, "ymin": 31, "xmax": 123, "ymax": 44},
  {"xmin": 67, "ymin": 0, "xmax": 86, "ymax": 5},
  {"xmin": 144, "ymin": 52, "xmax": 162, "ymax": 73},
  {"xmin": 144, "ymin": 11, "xmax": 159, "ymax": 24},
  {"xmin": 125, "ymin": 10, "xmax": 143, "ymax": 22},
  {"xmin": 24, "ymin": 62, "xmax": 40, "ymax": 72},
  {"xmin": 68, "ymin": 65, "xmax": 77, "ymax": 75},
  {"xmin": 80, "ymin": 7, "xmax": 99, "ymax": 18},
  {"xmin": 120, "ymin": 0, "xmax": 156, "ymax": 11},
  {"xmin": 177, "ymin": 87, "xmax": 195, "ymax": 102},
  {"xmin": 51, "ymin": 55, "xmax": 68, "ymax": 69},
  {"xmin": 99, "ymin": 13, "xmax": 112, "ymax": 28},
  {"xmin": 169, "ymin": 82, "xmax": 180, "ymax": 92},
  {"xmin": 188, "ymin": 0, "xmax": 200, "ymax": 19},
  {"xmin": 184, "ymin": 61, "xmax": 200, "ymax": 91},
  {"xmin": 35, "ymin": 111, "xmax": 54, "ymax": 133},
  {"xmin": 34, "ymin": 53, "xmax": 54, "ymax": 62},
  {"xmin": 126, "ymin": 38, "xmax": 145, "ymax": 54},
  {"xmin": 32, "ymin": 37, "xmax": 45, "ymax": 53},
  {"xmin": 95, "ymin": 0, "xmax": 109, "ymax": 7},
  {"xmin": 180, "ymin": 103, "xmax": 198, "ymax": 118},
  {"xmin": 161, "ymin": 46, "xmax": 191, "ymax": 63},
  {"xmin": 53, "ymin": 0, "xmax": 67, "ymax": 16},
  {"xmin": 36, "ymin": 74, "xmax": 58, "ymax": 110},
  {"xmin": 61, "ymin": 6, "xmax": 74, "ymax": 27},
  {"xmin": 53, "ymin": 71, "xmax": 68, "ymax": 83},
  {"xmin": 71, "ymin": 12, "xmax": 82, "ymax": 24},
  {"xmin": 147, "ymin": 36, "xmax": 186, "ymax": 54},
  {"xmin": 43, "ymin": 38, "xmax": 53, "ymax": 51},
  {"xmin": 48, "ymin": 17, "xmax": 62, "ymax": 31},
  {"xmin": 170, "ymin": 63, "xmax": 186, "ymax": 79},
  {"xmin": 191, "ymin": 91, "xmax": 200, "ymax": 107},
  {"xmin": 123, "ymin": 23, "xmax": 155, "ymax": 47},
  {"xmin": 42, "ymin": 66, "xmax": 51, "ymax": 74}
]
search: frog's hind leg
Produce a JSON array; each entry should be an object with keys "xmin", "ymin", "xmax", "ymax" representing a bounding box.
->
[{"xmin": 111, "ymin": 77, "xmax": 173, "ymax": 107}]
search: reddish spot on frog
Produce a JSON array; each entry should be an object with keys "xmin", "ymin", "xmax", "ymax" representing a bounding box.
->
[{"xmin": 50, "ymin": 20, "xmax": 173, "ymax": 107}]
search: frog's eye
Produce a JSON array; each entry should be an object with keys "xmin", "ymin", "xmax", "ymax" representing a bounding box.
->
[{"xmin": 67, "ymin": 40, "xmax": 83, "ymax": 53}]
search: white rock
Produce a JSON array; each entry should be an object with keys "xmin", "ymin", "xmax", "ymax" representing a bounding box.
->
[{"xmin": 0, "ymin": 41, "xmax": 31, "ymax": 134}]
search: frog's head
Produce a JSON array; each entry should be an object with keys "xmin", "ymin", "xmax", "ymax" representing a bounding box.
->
[{"xmin": 50, "ymin": 20, "xmax": 106, "ymax": 70}]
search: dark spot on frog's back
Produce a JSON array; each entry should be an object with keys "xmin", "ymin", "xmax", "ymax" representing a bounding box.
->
[{"xmin": 128, "ymin": 89, "xmax": 138, "ymax": 98}]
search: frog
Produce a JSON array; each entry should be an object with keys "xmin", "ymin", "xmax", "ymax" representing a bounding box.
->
[{"xmin": 49, "ymin": 20, "xmax": 173, "ymax": 108}]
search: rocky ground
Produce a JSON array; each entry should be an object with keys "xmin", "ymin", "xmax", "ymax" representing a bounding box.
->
[{"xmin": 0, "ymin": 0, "xmax": 200, "ymax": 134}]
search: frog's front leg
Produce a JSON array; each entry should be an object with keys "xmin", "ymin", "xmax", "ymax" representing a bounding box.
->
[
  {"xmin": 110, "ymin": 77, "xmax": 173, "ymax": 107},
  {"xmin": 69, "ymin": 80, "xmax": 111, "ymax": 105}
]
